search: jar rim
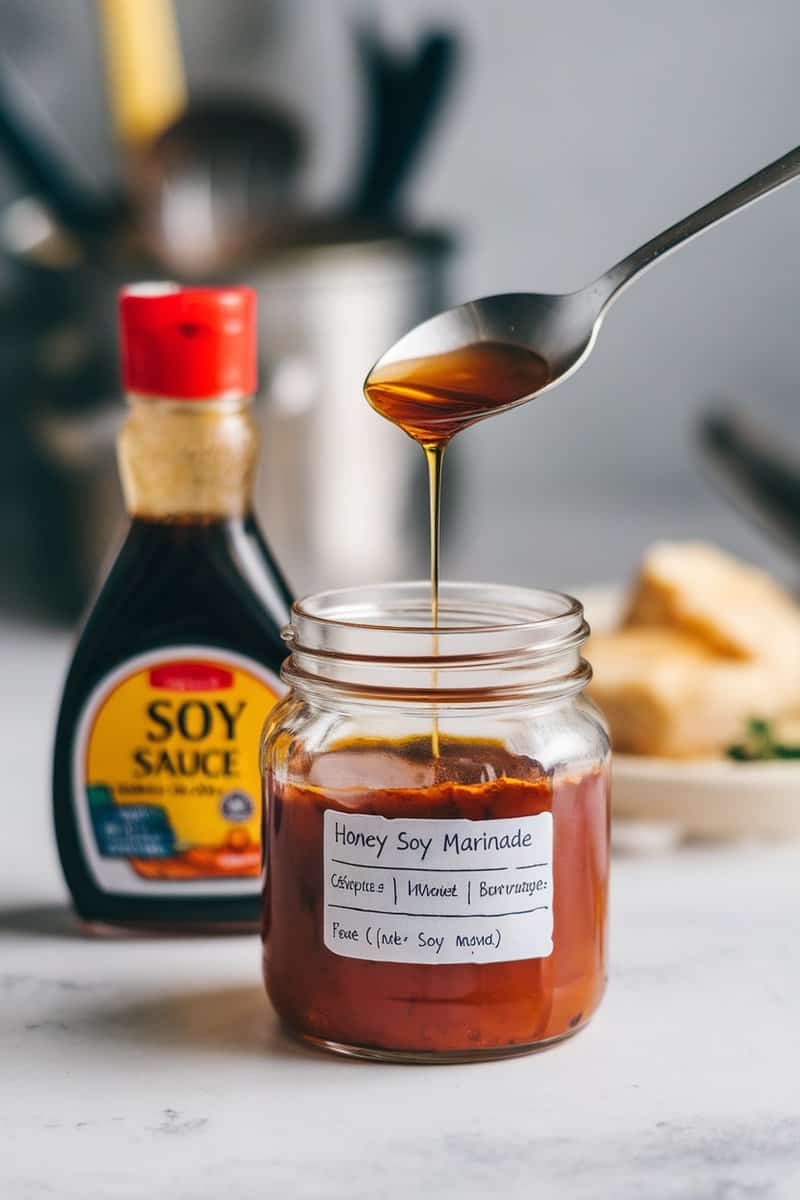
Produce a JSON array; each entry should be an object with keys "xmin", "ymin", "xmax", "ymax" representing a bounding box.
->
[
  {"xmin": 283, "ymin": 582, "xmax": 590, "ymax": 705},
  {"xmin": 290, "ymin": 580, "xmax": 583, "ymax": 638}
]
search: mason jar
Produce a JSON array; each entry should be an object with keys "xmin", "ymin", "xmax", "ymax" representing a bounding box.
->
[{"xmin": 260, "ymin": 582, "xmax": 610, "ymax": 1063}]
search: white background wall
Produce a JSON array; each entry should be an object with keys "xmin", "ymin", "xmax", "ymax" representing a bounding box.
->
[{"xmin": 2, "ymin": 0, "xmax": 799, "ymax": 587}]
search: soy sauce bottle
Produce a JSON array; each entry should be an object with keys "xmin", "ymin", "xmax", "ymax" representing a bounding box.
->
[{"xmin": 53, "ymin": 284, "xmax": 292, "ymax": 932}]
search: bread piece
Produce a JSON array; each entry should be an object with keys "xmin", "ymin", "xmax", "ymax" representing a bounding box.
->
[
  {"xmin": 624, "ymin": 541, "xmax": 798, "ymax": 661},
  {"xmin": 773, "ymin": 713, "xmax": 800, "ymax": 747},
  {"xmin": 587, "ymin": 627, "xmax": 793, "ymax": 758}
]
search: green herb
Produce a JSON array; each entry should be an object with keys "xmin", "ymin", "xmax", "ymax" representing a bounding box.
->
[{"xmin": 726, "ymin": 718, "xmax": 800, "ymax": 762}]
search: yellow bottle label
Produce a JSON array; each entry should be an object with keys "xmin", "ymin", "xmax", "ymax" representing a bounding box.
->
[{"xmin": 73, "ymin": 647, "xmax": 283, "ymax": 896}]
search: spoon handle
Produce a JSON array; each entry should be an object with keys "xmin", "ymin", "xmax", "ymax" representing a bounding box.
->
[{"xmin": 595, "ymin": 144, "xmax": 800, "ymax": 309}]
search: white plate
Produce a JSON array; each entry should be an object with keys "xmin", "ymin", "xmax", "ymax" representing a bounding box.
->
[{"xmin": 576, "ymin": 584, "xmax": 800, "ymax": 840}]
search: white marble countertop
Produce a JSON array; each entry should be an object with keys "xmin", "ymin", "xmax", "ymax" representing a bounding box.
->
[{"xmin": 2, "ymin": 625, "xmax": 800, "ymax": 1199}]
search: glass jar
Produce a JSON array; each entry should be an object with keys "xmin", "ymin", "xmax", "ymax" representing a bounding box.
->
[{"xmin": 260, "ymin": 582, "xmax": 610, "ymax": 1063}]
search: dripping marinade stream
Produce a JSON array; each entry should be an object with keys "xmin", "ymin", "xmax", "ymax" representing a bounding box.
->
[
  {"xmin": 365, "ymin": 341, "xmax": 551, "ymax": 757},
  {"xmin": 423, "ymin": 441, "xmax": 444, "ymax": 755}
]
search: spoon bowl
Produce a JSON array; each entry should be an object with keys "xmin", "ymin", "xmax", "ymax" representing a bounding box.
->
[
  {"xmin": 370, "ymin": 288, "xmax": 606, "ymax": 415},
  {"xmin": 366, "ymin": 143, "xmax": 800, "ymax": 420}
]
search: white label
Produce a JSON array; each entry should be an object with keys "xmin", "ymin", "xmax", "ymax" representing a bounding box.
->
[{"xmin": 323, "ymin": 810, "xmax": 553, "ymax": 965}]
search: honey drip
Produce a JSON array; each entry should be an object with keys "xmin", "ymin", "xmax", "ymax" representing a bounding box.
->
[
  {"xmin": 366, "ymin": 341, "xmax": 551, "ymax": 756},
  {"xmin": 422, "ymin": 442, "xmax": 444, "ymax": 756}
]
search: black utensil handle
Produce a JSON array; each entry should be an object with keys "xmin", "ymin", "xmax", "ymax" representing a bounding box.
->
[
  {"xmin": 351, "ymin": 29, "xmax": 457, "ymax": 219},
  {"xmin": 701, "ymin": 412, "xmax": 800, "ymax": 556},
  {"xmin": 0, "ymin": 53, "xmax": 122, "ymax": 237},
  {"xmin": 380, "ymin": 33, "xmax": 457, "ymax": 213}
]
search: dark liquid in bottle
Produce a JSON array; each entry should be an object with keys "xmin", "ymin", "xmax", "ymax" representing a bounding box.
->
[
  {"xmin": 365, "ymin": 341, "xmax": 551, "ymax": 755},
  {"xmin": 53, "ymin": 515, "xmax": 291, "ymax": 931}
]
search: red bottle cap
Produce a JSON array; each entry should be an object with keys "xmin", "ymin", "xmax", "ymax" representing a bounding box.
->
[{"xmin": 119, "ymin": 284, "xmax": 257, "ymax": 399}]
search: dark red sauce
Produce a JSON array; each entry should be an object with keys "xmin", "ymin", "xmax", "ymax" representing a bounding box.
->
[{"xmin": 262, "ymin": 738, "xmax": 609, "ymax": 1056}]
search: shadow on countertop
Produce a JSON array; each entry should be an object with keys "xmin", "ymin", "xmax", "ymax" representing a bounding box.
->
[
  {"xmin": 0, "ymin": 903, "xmax": 268, "ymax": 944},
  {"xmin": 58, "ymin": 984, "xmax": 345, "ymax": 1065},
  {"xmin": 0, "ymin": 902, "xmax": 86, "ymax": 940},
  {"xmin": 0, "ymin": 906, "xmax": 323, "ymax": 1063}
]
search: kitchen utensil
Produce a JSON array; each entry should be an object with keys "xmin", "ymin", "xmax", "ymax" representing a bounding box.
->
[
  {"xmin": 700, "ymin": 411, "xmax": 800, "ymax": 556},
  {"xmin": 95, "ymin": 0, "xmax": 187, "ymax": 149},
  {"xmin": 0, "ymin": 206, "xmax": 122, "ymax": 621},
  {"xmin": 367, "ymin": 144, "xmax": 800, "ymax": 411},
  {"xmin": 350, "ymin": 28, "xmax": 457, "ymax": 221},
  {"xmin": 0, "ymin": 53, "xmax": 123, "ymax": 246},
  {"xmin": 96, "ymin": 0, "xmax": 304, "ymax": 275},
  {"xmin": 136, "ymin": 95, "xmax": 305, "ymax": 275}
]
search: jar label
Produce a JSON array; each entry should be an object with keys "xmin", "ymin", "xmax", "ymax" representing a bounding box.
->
[
  {"xmin": 323, "ymin": 809, "xmax": 553, "ymax": 964},
  {"xmin": 73, "ymin": 648, "xmax": 283, "ymax": 896}
]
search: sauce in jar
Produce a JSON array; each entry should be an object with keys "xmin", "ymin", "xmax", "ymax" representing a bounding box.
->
[
  {"xmin": 260, "ymin": 581, "xmax": 610, "ymax": 1062},
  {"xmin": 264, "ymin": 737, "xmax": 608, "ymax": 1058}
]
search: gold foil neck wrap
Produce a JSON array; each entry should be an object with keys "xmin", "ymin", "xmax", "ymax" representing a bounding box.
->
[{"xmin": 117, "ymin": 396, "xmax": 258, "ymax": 519}]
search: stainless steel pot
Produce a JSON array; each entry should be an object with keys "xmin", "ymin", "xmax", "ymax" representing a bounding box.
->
[{"xmin": 249, "ymin": 230, "xmax": 452, "ymax": 594}]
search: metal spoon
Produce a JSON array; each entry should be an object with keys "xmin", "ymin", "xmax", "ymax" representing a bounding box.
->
[{"xmin": 366, "ymin": 144, "xmax": 800, "ymax": 409}]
